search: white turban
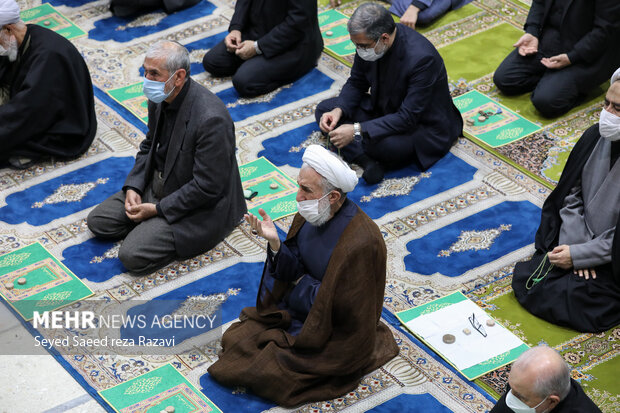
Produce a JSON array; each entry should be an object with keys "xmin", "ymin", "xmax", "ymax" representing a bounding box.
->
[
  {"xmin": 302, "ymin": 145, "xmax": 358, "ymax": 193},
  {"xmin": 612, "ymin": 68, "xmax": 620, "ymax": 84},
  {"xmin": 0, "ymin": 0, "xmax": 20, "ymax": 27}
]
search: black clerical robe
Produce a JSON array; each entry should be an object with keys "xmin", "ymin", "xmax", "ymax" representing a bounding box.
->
[
  {"xmin": 0, "ymin": 25, "xmax": 96, "ymax": 161},
  {"xmin": 512, "ymin": 124, "xmax": 620, "ymax": 333},
  {"xmin": 490, "ymin": 379, "xmax": 602, "ymax": 413},
  {"xmin": 110, "ymin": 0, "xmax": 200, "ymax": 17}
]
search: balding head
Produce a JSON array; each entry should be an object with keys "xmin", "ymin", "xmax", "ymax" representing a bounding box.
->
[{"xmin": 508, "ymin": 346, "xmax": 570, "ymax": 411}]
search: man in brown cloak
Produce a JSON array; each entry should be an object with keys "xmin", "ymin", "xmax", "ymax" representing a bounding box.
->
[{"xmin": 208, "ymin": 145, "xmax": 399, "ymax": 407}]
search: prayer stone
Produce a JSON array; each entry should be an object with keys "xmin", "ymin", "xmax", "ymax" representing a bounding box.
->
[
  {"xmin": 44, "ymin": 21, "xmax": 51, "ymax": 26},
  {"xmin": 4, "ymin": 282, "xmax": 13, "ymax": 290},
  {"xmin": 165, "ymin": 407, "xmax": 175, "ymax": 413},
  {"xmin": 466, "ymin": 119, "xmax": 475, "ymax": 126},
  {"xmin": 270, "ymin": 183, "xmax": 278, "ymax": 189},
  {"xmin": 17, "ymin": 278, "xmax": 26, "ymax": 285},
  {"xmin": 486, "ymin": 319, "xmax": 495, "ymax": 327},
  {"xmin": 477, "ymin": 116, "xmax": 486, "ymax": 123},
  {"xmin": 462, "ymin": 328, "xmax": 471, "ymax": 335},
  {"xmin": 243, "ymin": 189, "xmax": 252, "ymax": 199},
  {"xmin": 442, "ymin": 334, "xmax": 455, "ymax": 344},
  {"xmin": 326, "ymin": 30, "xmax": 334, "ymax": 36}
]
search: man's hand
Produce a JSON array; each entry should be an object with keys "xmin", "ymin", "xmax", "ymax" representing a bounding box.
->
[
  {"xmin": 541, "ymin": 53, "xmax": 571, "ymax": 70},
  {"xmin": 574, "ymin": 268, "xmax": 597, "ymax": 280},
  {"xmin": 329, "ymin": 0, "xmax": 341, "ymax": 7},
  {"xmin": 401, "ymin": 5, "xmax": 420, "ymax": 30},
  {"xmin": 125, "ymin": 189, "xmax": 142, "ymax": 212},
  {"xmin": 235, "ymin": 40, "xmax": 257, "ymax": 60},
  {"xmin": 548, "ymin": 244, "xmax": 573, "ymax": 270},
  {"xmin": 126, "ymin": 203, "xmax": 157, "ymax": 222},
  {"xmin": 246, "ymin": 209, "xmax": 280, "ymax": 252},
  {"xmin": 225, "ymin": 30, "xmax": 242, "ymax": 53},
  {"xmin": 328, "ymin": 124, "xmax": 355, "ymax": 148},
  {"xmin": 319, "ymin": 108, "xmax": 343, "ymax": 132},
  {"xmin": 513, "ymin": 33, "xmax": 539, "ymax": 56}
]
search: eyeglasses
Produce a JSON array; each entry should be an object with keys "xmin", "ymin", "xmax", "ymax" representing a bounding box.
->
[{"xmin": 468, "ymin": 313, "xmax": 487, "ymax": 338}]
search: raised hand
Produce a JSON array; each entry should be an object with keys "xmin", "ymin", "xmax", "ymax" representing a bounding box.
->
[
  {"xmin": 541, "ymin": 53, "xmax": 571, "ymax": 70},
  {"xmin": 245, "ymin": 208, "xmax": 280, "ymax": 251},
  {"xmin": 513, "ymin": 33, "xmax": 539, "ymax": 56}
]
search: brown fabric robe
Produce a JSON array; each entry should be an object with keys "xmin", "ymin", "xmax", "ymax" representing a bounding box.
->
[{"xmin": 208, "ymin": 207, "xmax": 399, "ymax": 407}]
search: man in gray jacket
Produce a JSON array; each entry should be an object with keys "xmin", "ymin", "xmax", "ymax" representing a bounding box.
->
[{"xmin": 88, "ymin": 41, "xmax": 246, "ymax": 275}]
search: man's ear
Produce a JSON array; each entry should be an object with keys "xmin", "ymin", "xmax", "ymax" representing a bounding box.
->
[
  {"xmin": 175, "ymin": 69, "xmax": 187, "ymax": 86},
  {"xmin": 328, "ymin": 190, "xmax": 342, "ymax": 205}
]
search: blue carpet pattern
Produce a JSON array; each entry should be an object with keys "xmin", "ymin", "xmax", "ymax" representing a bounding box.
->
[{"xmin": 0, "ymin": 0, "xmax": 557, "ymax": 412}]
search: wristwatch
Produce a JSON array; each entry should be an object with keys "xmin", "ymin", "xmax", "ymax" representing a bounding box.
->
[
  {"xmin": 353, "ymin": 122, "xmax": 362, "ymax": 140},
  {"xmin": 253, "ymin": 41, "xmax": 262, "ymax": 55}
]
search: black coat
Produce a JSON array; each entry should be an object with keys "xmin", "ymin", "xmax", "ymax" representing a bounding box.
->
[
  {"xmin": 336, "ymin": 24, "xmax": 462, "ymax": 171},
  {"xmin": 228, "ymin": 0, "xmax": 323, "ymax": 63},
  {"xmin": 123, "ymin": 79, "xmax": 247, "ymax": 258},
  {"xmin": 0, "ymin": 25, "xmax": 96, "ymax": 160},
  {"xmin": 524, "ymin": 0, "xmax": 620, "ymax": 82}
]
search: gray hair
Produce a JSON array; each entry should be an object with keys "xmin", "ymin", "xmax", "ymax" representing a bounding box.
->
[
  {"xmin": 146, "ymin": 40, "xmax": 190, "ymax": 76},
  {"xmin": 347, "ymin": 3, "xmax": 396, "ymax": 41},
  {"xmin": 301, "ymin": 163, "xmax": 345, "ymax": 198},
  {"xmin": 512, "ymin": 346, "xmax": 571, "ymax": 401}
]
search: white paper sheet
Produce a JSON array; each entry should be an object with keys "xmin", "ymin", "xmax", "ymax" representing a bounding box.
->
[{"xmin": 405, "ymin": 300, "xmax": 523, "ymax": 370}]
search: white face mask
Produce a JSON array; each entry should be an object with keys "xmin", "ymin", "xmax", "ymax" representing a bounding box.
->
[
  {"xmin": 356, "ymin": 38, "xmax": 387, "ymax": 62},
  {"xmin": 0, "ymin": 31, "xmax": 18, "ymax": 62},
  {"xmin": 599, "ymin": 108, "xmax": 620, "ymax": 142},
  {"xmin": 297, "ymin": 192, "xmax": 331, "ymax": 226},
  {"xmin": 506, "ymin": 389, "xmax": 548, "ymax": 413}
]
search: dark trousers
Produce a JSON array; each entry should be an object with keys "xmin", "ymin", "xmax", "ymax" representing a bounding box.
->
[
  {"xmin": 315, "ymin": 97, "xmax": 419, "ymax": 168},
  {"xmin": 493, "ymin": 49, "xmax": 603, "ymax": 118},
  {"xmin": 202, "ymin": 40, "xmax": 316, "ymax": 97},
  {"xmin": 87, "ymin": 171, "xmax": 176, "ymax": 275}
]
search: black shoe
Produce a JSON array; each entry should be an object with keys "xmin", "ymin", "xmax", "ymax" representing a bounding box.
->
[{"xmin": 362, "ymin": 160, "xmax": 384, "ymax": 185}]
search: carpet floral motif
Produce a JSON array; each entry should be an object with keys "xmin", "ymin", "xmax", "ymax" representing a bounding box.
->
[
  {"xmin": 32, "ymin": 178, "xmax": 110, "ymax": 208},
  {"xmin": 438, "ymin": 224, "xmax": 512, "ymax": 257}
]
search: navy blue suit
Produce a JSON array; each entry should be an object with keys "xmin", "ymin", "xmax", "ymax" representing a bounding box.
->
[{"xmin": 316, "ymin": 24, "xmax": 462, "ymax": 171}]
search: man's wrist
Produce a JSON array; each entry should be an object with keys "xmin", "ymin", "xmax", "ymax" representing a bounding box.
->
[{"xmin": 268, "ymin": 239, "xmax": 280, "ymax": 253}]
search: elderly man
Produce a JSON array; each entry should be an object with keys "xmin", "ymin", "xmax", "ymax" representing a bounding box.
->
[
  {"xmin": 208, "ymin": 145, "xmax": 399, "ymax": 407},
  {"xmin": 493, "ymin": 0, "xmax": 620, "ymax": 118},
  {"xmin": 511, "ymin": 70, "xmax": 620, "ymax": 333},
  {"xmin": 0, "ymin": 0, "xmax": 96, "ymax": 169},
  {"xmin": 87, "ymin": 41, "xmax": 246, "ymax": 275},
  {"xmin": 315, "ymin": 3, "xmax": 462, "ymax": 185},
  {"xmin": 491, "ymin": 346, "xmax": 601, "ymax": 412},
  {"xmin": 201, "ymin": 0, "xmax": 323, "ymax": 97}
]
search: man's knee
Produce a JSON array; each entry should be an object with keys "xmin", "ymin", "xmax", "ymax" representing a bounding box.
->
[
  {"xmin": 202, "ymin": 49, "xmax": 235, "ymax": 78},
  {"xmin": 118, "ymin": 242, "xmax": 151, "ymax": 275},
  {"xmin": 531, "ymin": 90, "xmax": 575, "ymax": 118},
  {"xmin": 86, "ymin": 206, "xmax": 109, "ymax": 238}
]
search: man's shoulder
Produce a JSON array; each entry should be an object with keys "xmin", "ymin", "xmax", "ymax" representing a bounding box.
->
[
  {"xmin": 183, "ymin": 80, "xmax": 231, "ymax": 119},
  {"xmin": 27, "ymin": 24, "xmax": 78, "ymax": 56}
]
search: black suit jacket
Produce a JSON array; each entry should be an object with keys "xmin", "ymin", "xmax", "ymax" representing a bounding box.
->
[
  {"xmin": 124, "ymin": 79, "xmax": 247, "ymax": 258},
  {"xmin": 524, "ymin": 0, "xmax": 620, "ymax": 77},
  {"xmin": 490, "ymin": 380, "xmax": 602, "ymax": 413},
  {"xmin": 228, "ymin": 0, "xmax": 323, "ymax": 63},
  {"xmin": 336, "ymin": 24, "xmax": 462, "ymax": 170}
]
